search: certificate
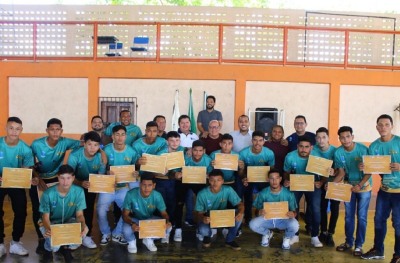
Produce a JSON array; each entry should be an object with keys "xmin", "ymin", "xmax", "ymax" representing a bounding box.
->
[
  {"xmin": 182, "ymin": 166, "xmax": 207, "ymax": 184},
  {"xmin": 306, "ymin": 155, "xmax": 333, "ymax": 177},
  {"xmin": 162, "ymin": 151, "xmax": 185, "ymax": 170},
  {"xmin": 363, "ymin": 155, "xmax": 391, "ymax": 174},
  {"xmin": 1, "ymin": 168, "xmax": 32, "ymax": 188},
  {"xmin": 51, "ymin": 223, "xmax": 82, "ymax": 247},
  {"xmin": 210, "ymin": 209, "xmax": 235, "ymax": 228},
  {"xmin": 110, "ymin": 165, "xmax": 136, "ymax": 183},
  {"xmin": 139, "ymin": 219, "xmax": 166, "ymax": 239},
  {"xmin": 214, "ymin": 153, "xmax": 239, "ymax": 171},
  {"xmin": 326, "ymin": 182, "xmax": 352, "ymax": 202},
  {"xmin": 88, "ymin": 174, "xmax": 115, "ymax": 193},
  {"xmin": 38, "ymin": 182, "xmax": 59, "ymax": 202},
  {"xmin": 247, "ymin": 166, "xmax": 270, "ymax": 182},
  {"xmin": 290, "ymin": 174, "xmax": 314, "ymax": 191},
  {"xmin": 140, "ymin": 154, "xmax": 167, "ymax": 174},
  {"xmin": 263, "ymin": 201, "xmax": 289, "ymax": 220}
]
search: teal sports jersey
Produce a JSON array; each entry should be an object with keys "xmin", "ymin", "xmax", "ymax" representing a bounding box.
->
[
  {"xmin": 283, "ymin": 150, "xmax": 310, "ymax": 174},
  {"xmin": 105, "ymin": 144, "xmax": 138, "ymax": 187},
  {"xmin": 209, "ymin": 150, "xmax": 239, "ymax": 182},
  {"xmin": 31, "ymin": 136, "xmax": 81, "ymax": 179},
  {"xmin": 185, "ymin": 154, "xmax": 213, "ymax": 174},
  {"xmin": 105, "ymin": 122, "xmax": 142, "ymax": 145},
  {"xmin": 123, "ymin": 187, "xmax": 166, "ymax": 220},
  {"xmin": 311, "ymin": 145, "xmax": 337, "ymax": 160},
  {"xmin": 132, "ymin": 137, "xmax": 167, "ymax": 156},
  {"xmin": 195, "ymin": 185, "xmax": 241, "ymax": 212},
  {"xmin": 0, "ymin": 137, "xmax": 34, "ymax": 175},
  {"xmin": 239, "ymin": 146, "xmax": 275, "ymax": 167},
  {"xmin": 253, "ymin": 186, "xmax": 298, "ymax": 211},
  {"xmin": 334, "ymin": 142, "xmax": 371, "ymax": 186},
  {"xmin": 369, "ymin": 135, "xmax": 400, "ymax": 189},
  {"xmin": 67, "ymin": 148, "xmax": 106, "ymax": 181},
  {"xmin": 39, "ymin": 184, "xmax": 86, "ymax": 224}
]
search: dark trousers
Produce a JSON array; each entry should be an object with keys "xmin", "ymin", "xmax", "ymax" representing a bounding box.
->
[
  {"xmin": 83, "ymin": 188, "xmax": 97, "ymax": 236},
  {"xmin": 320, "ymin": 188, "xmax": 340, "ymax": 234},
  {"xmin": 0, "ymin": 188, "xmax": 27, "ymax": 243},
  {"xmin": 243, "ymin": 182, "xmax": 268, "ymax": 221},
  {"xmin": 174, "ymin": 181, "xmax": 204, "ymax": 228},
  {"xmin": 155, "ymin": 179, "xmax": 176, "ymax": 225}
]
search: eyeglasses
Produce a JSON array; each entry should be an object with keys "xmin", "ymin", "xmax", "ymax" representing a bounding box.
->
[{"xmin": 209, "ymin": 126, "xmax": 220, "ymax": 129}]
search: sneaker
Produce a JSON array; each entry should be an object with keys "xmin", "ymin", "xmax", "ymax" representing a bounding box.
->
[
  {"xmin": 354, "ymin": 247, "xmax": 363, "ymax": 257},
  {"xmin": 289, "ymin": 235, "xmax": 299, "ymax": 245},
  {"xmin": 361, "ymin": 247, "xmax": 385, "ymax": 260},
  {"xmin": 127, "ymin": 240, "xmax": 137, "ymax": 254},
  {"xmin": 282, "ymin": 237, "xmax": 291, "ymax": 250},
  {"xmin": 390, "ymin": 254, "xmax": 400, "ymax": 263},
  {"xmin": 112, "ymin": 234, "xmax": 127, "ymax": 245},
  {"xmin": 336, "ymin": 242, "xmax": 352, "ymax": 252},
  {"xmin": 222, "ymin": 228, "xmax": 229, "ymax": 239},
  {"xmin": 42, "ymin": 249, "xmax": 53, "ymax": 262},
  {"xmin": 0, "ymin": 243, "xmax": 6, "ymax": 257},
  {"xmin": 319, "ymin": 232, "xmax": 327, "ymax": 243},
  {"xmin": 261, "ymin": 232, "xmax": 274, "ymax": 247},
  {"xmin": 202, "ymin": 236, "xmax": 211, "ymax": 248},
  {"xmin": 174, "ymin": 228, "xmax": 182, "ymax": 242},
  {"xmin": 59, "ymin": 246, "xmax": 73, "ymax": 262},
  {"xmin": 68, "ymin": 244, "xmax": 80, "ymax": 250},
  {"xmin": 100, "ymin": 234, "xmax": 111, "ymax": 246},
  {"xmin": 82, "ymin": 236, "xmax": 97, "ymax": 249},
  {"xmin": 311, "ymin": 236, "xmax": 323, "ymax": 248},
  {"xmin": 36, "ymin": 239, "xmax": 45, "ymax": 255},
  {"xmin": 236, "ymin": 229, "xmax": 242, "ymax": 238},
  {"xmin": 142, "ymin": 238, "xmax": 157, "ymax": 252},
  {"xmin": 161, "ymin": 233, "xmax": 170, "ymax": 244},
  {"xmin": 184, "ymin": 220, "xmax": 195, "ymax": 227},
  {"xmin": 211, "ymin": 228, "xmax": 217, "ymax": 238},
  {"xmin": 225, "ymin": 241, "xmax": 241, "ymax": 251},
  {"xmin": 325, "ymin": 233, "xmax": 335, "ymax": 247},
  {"xmin": 197, "ymin": 233, "xmax": 204, "ymax": 241},
  {"xmin": 10, "ymin": 241, "xmax": 29, "ymax": 256}
]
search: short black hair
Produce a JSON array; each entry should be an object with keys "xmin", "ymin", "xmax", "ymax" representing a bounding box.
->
[
  {"xmin": 57, "ymin": 164, "xmax": 75, "ymax": 175},
  {"xmin": 166, "ymin": 131, "xmax": 180, "ymax": 139},
  {"xmin": 221, "ymin": 133, "xmax": 233, "ymax": 142},
  {"xmin": 338, "ymin": 126, "xmax": 353, "ymax": 136},
  {"xmin": 146, "ymin": 121, "xmax": 158, "ymax": 129},
  {"xmin": 252, "ymin": 130, "xmax": 265, "ymax": 139},
  {"xmin": 206, "ymin": 95, "xmax": 216, "ymax": 103},
  {"xmin": 7, "ymin": 117, "xmax": 22, "ymax": 125},
  {"xmin": 153, "ymin": 115, "xmax": 166, "ymax": 122},
  {"xmin": 295, "ymin": 115, "xmax": 307, "ymax": 123},
  {"xmin": 268, "ymin": 168, "xmax": 281, "ymax": 177},
  {"xmin": 298, "ymin": 135, "xmax": 312, "ymax": 144},
  {"xmin": 140, "ymin": 172, "xmax": 156, "ymax": 183},
  {"xmin": 83, "ymin": 131, "xmax": 101, "ymax": 143},
  {"xmin": 209, "ymin": 169, "xmax": 224, "ymax": 179},
  {"xmin": 91, "ymin": 115, "xmax": 103, "ymax": 122},
  {"xmin": 316, "ymin": 127, "xmax": 329, "ymax": 136},
  {"xmin": 377, "ymin": 114, "xmax": 393, "ymax": 125},
  {"xmin": 47, "ymin": 118, "xmax": 62, "ymax": 128},
  {"xmin": 112, "ymin": 125, "xmax": 126, "ymax": 134},
  {"xmin": 178, "ymin": 114, "xmax": 190, "ymax": 124},
  {"xmin": 238, "ymin": 115, "xmax": 249, "ymax": 121},
  {"xmin": 192, "ymin": 140, "xmax": 205, "ymax": 149},
  {"xmin": 119, "ymin": 110, "xmax": 131, "ymax": 117}
]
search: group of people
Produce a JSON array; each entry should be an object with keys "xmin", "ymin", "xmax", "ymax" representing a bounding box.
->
[{"xmin": 0, "ymin": 94, "xmax": 399, "ymax": 263}]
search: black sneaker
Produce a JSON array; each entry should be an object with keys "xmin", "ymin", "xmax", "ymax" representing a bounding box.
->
[
  {"xmin": 319, "ymin": 232, "xmax": 327, "ymax": 244},
  {"xmin": 325, "ymin": 233, "xmax": 335, "ymax": 247},
  {"xmin": 59, "ymin": 246, "xmax": 74, "ymax": 263},
  {"xmin": 361, "ymin": 247, "xmax": 385, "ymax": 260},
  {"xmin": 36, "ymin": 239, "xmax": 45, "ymax": 255},
  {"xmin": 390, "ymin": 254, "xmax": 400, "ymax": 263},
  {"xmin": 42, "ymin": 250, "xmax": 53, "ymax": 263},
  {"xmin": 202, "ymin": 237, "xmax": 211, "ymax": 248},
  {"xmin": 225, "ymin": 241, "xmax": 241, "ymax": 251}
]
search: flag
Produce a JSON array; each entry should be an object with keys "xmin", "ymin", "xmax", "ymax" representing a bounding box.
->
[
  {"xmin": 203, "ymin": 91, "xmax": 208, "ymax": 110},
  {"xmin": 171, "ymin": 89, "xmax": 180, "ymax": 131},
  {"xmin": 189, "ymin": 88, "xmax": 197, "ymax": 133}
]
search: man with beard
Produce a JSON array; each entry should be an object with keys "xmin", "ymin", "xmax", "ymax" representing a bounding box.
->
[
  {"xmin": 286, "ymin": 115, "xmax": 316, "ymax": 152},
  {"xmin": 197, "ymin": 95, "xmax": 223, "ymax": 138},
  {"xmin": 230, "ymin": 115, "xmax": 253, "ymax": 153},
  {"xmin": 82, "ymin": 116, "xmax": 112, "ymax": 149},
  {"xmin": 153, "ymin": 115, "xmax": 168, "ymax": 139},
  {"xmin": 264, "ymin": 125, "xmax": 289, "ymax": 176},
  {"xmin": 105, "ymin": 110, "xmax": 142, "ymax": 145}
]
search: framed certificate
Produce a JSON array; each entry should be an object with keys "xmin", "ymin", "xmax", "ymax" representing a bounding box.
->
[
  {"xmin": 290, "ymin": 174, "xmax": 314, "ymax": 191},
  {"xmin": 51, "ymin": 223, "xmax": 82, "ymax": 247},
  {"xmin": 247, "ymin": 166, "xmax": 270, "ymax": 182},
  {"xmin": 140, "ymin": 154, "xmax": 167, "ymax": 174},
  {"xmin": 326, "ymin": 182, "xmax": 352, "ymax": 202},
  {"xmin": 214, "ymin": 153, "xmax": 239, "ymax": 171},
  {"xmin": 306, "ymin": 155, "xmax": 333, "ymax": 177},
  {"xmin": 182, "ymin": 166, "xmax": 207, "ymax": 184},
  {"xmin": 88, "ymin": 174, "xmax": 115, "ymax": 193},
  {"xmin": 110, "ymin": 165, "xmax": 136, "ymax": 183},
  {"xmin": 263, "ymin": 201, "xmax": 289, "ymax": 220},
  {"xmin": 1, "ymin": 167, "xmax": 32, "ymax": 188},
  {"xmin": 363, "ymin": 155, "xmax": 391, "ymax": 174},
  {"xmin": 139, "ymin": 219, "xmax": 166, "ymax": 239},
  {"xmin": 162, "ymin": 151, "xmax": 185, "ymax": 170},
  {"xmin": 210, "ymin": 209, "xmax": 235, "ymax": 228}
]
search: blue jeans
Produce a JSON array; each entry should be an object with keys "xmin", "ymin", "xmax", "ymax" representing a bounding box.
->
[
  {"xmin": 155, "ymin": 179, "xmax": 176, "ymax": 225},
  {"xmin": 197, "ymin": 218, "xmax": 242, "ymax": 243},
  {"xmin": 97, "ymin": 187, "xmax": 129, "ymax": 236},
  {"xmin": 294, "ymin": 188, "xmax": 321, "ymax": 237},
  {"xmin": 373, "ymin": 190, "xmax": 400, "ymax": 256},
  {"xmin": 122, "ymin": 216, "xmax": 172, "ymax": 242},
  {"xmin": 344, "ymin": 190, "xmax": 371, "ymax": 248},
  {"xmin": 249, "ymin": 216, "xmax": 299, "ymax": 238}
]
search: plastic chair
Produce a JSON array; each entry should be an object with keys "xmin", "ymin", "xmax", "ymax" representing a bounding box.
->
[
  {"xmin": 106, "ymin": 42, "xmax": 123, "ymax": 57},
  {"xmin": 130, "ymin": 37, "xmax": 149, "ymax": 56}
]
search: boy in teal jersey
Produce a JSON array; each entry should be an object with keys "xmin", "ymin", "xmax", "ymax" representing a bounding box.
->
[
  {"xmin": 333, "ymin": 126, "xmax": 371, "ymax": 256},
  {"xmin": 122, "ymin": 172, "xmax": 172, "ymax": 254},
  {"xmin": 238, "ymin": 130, "xmax": 275, "ymax": 224},
  {"xmin": 0, "ymin": 117, "xmax": 34, "ymax": 257},
  {"xmin": 68, "ymin": 131, "xmax": 106, "ymax": 249},
  {"xmin": 105, "ymin": 110, "xmax": 142, "ymax": 145},
  {"xmin": 362, "ymin": 115, "xmax": 400, "ymax": 262},
  {"xmin": 283, "ymin": 136, "xmax": 323, "ymax": 247},
  {"xmin": 98, "ymin": 125, "xmax": 139, "ymax": 246},
  {"xmin": 195, "ymin": 169, "xmax": 244, "ymax": 250},
  {"xmin": 30, "ymin": 118, "xmax": 81, "ymax": 254},
  {"xmin": 249, "ymin": 168, "xmax": 299, "ymax": 250},
  {"xmin": 39, "ymin": 164, "xmax": 88, "ymax": 261},
  {"xmin": 311, "ymin": 127, "xmax": 338, "ymax": 247}
]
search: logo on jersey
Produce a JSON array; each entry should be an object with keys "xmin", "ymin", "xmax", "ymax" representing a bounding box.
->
[{"xmin": 0, "ymin": 151, "xmax": 3, "ymax": 159}]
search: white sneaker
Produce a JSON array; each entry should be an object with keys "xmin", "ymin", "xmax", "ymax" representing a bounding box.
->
[
  {"xmin": 0, "ymin": 243, "xmax": 6, "ymax": 257},
  {"xmin": 112, "ymin": 234, "xmax": 127, "ymax": 245},
  {"xmin": 282, "ymin": 237, "xmax": 291, "ymax": 250},
  {"xmin": 174, "ymin": 228, "xmax": 182, "ymax": 242},
  {"xmin": 311, "ymin": 236, "xmax": 323, "ymax": 248},
  {"xmin": 142, "ymin": 238, "xmax": 157, "ymax": 252},
  {"xmin": 222, "ymin": 228, "xmax": 229, "ymax": 239},
  {"xmin": 196, "ymin": 233, "xmax": 204, "ymax": 241},
  {"xmin": 82, "ymin": 236, "xmax": 97, "ymax": 249},
  {"xmin": 261, "ymin": 232, "xmax": 273, "ymax": 247},
  {"xmin": 289, "ymin": 235, "xmax": 299, "ymax": 245},
  {"xmin": 100, "ymin": 234, "xmax": 111, "ymax": 245},
  {"xmin": 127, "ymin": 240, "xmax": 137, "ymax": 254},
  {"xmin": 161, "ymin": 233, "xmax": 170, "ymax": 244},
  {"xmin": 211, "ymin": 228, "xmax": 217, "ymax": 238},
  {"xmin": 9, "ymin": 241, "xmax": 29, "ymax": 256}
]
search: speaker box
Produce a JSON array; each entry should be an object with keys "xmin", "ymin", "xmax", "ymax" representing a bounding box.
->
[{"xmin": 255, "ymin": 107, "xmax": 278, "ymax": 138}]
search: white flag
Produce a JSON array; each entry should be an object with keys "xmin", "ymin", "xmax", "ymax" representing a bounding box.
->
[{"xmin": 171, "ymin": 89, "xmax": 180, "ymax": 131}]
